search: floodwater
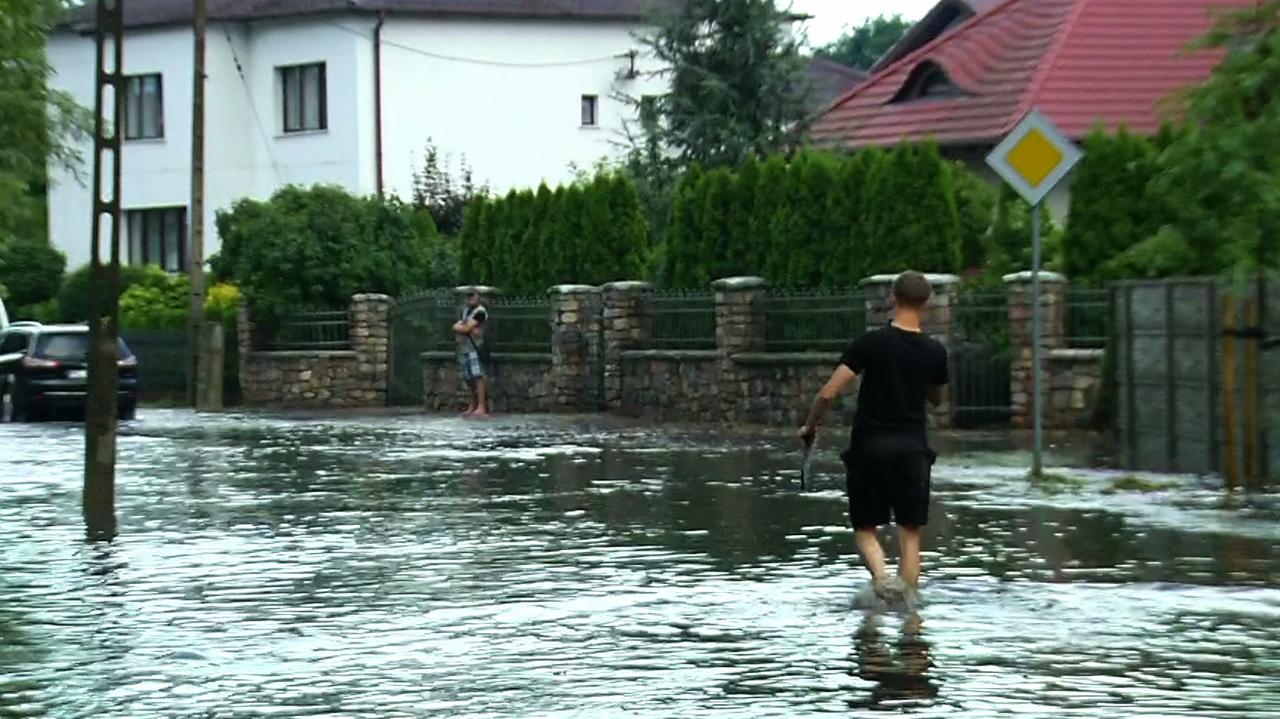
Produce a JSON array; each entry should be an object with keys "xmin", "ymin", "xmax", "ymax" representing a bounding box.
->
[{"xmin": 1, "ymin": 411, "xmax": 1278, "ymax": 718}]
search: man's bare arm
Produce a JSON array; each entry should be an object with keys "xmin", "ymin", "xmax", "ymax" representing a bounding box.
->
[
  {"xmin": 453, "ymin": 319, "xmax": 479, "ymax": 336},
  {"xmin": 800, "ymin": 364, "xmax": 858, "ymax": 443}
]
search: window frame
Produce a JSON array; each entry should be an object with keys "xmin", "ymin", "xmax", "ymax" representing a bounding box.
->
[
  {"xmin": 123, "ymin": 73, "xmax": 165, "ymax": 141},
  {"xmin": 280, "ymin": 62, "xmax": 329, "ymax": 134},
  {"xmin": 125, "ymin": 207, "xmax": 188, "ymax": 273},
  {"xmin": 581, "ymin": 94, "xmax": 599, "ymax": 128}
]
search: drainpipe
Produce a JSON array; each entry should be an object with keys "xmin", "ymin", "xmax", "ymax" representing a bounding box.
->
[{"xmin": 374, "ymin": 10, "xmax": 386, "ymax": 197}]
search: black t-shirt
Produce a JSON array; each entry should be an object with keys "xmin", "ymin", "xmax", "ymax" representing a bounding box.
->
[{"xmin": 840, "ymin": 325, "xmax": 949, "ymax": 437}]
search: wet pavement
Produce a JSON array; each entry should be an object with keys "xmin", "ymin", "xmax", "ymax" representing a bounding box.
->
[{"xmin": 1, "ymin": 410, "xmax": 1278, "ymax": 718}]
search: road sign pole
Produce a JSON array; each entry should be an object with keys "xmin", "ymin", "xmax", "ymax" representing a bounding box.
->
[{"xmin": 1031, "ymin": 203, "xmax": 1044, "ymax": 477}]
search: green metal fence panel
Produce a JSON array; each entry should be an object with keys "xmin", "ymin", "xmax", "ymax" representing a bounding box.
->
[
  {"xmin": 256, "ymin": 310, "xmax": 351, "ymax": 351},
  {"xmin": 487, "ymin": 296, "xmax": 552, "ymax": 354},
  {"xmin": 1067, "ymin": 287, "xmax": 1112, "ymax": 349},
  {"xmin": 762, "ymin": 288, "xmax": 864, "ymax": 353},
  {"xmin": 121, "ymin": 330, "xmax": 188, "ymax": 401},
  {"xmin": 650, "ymin": 291, "xmax": 716, "ymax": 350},
  {"xmin": 952, "ymin": 290, "xmax": 1012, "ymax": 427},
  {"xmin": 389, "ymin": 290, "xmax": 455, "ymax": 406}
]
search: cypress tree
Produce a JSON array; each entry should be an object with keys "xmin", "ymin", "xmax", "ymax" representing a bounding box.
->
[
  {"xmin": 579, "ymin": 175, "xmax": 615, "ymax": 285},
  {"xmin": 768, "ymin": 152, "xmax": 812, "ymax": 287},
  {"xmin": 559, "ymin": 184, "xmax": 587, "ymax": 284},
  {"xmin": 751, "ymin": 155, "xmax": 788, "ymax": 282},
  {"xmin": 792, "ymin": 151, "xmax": 837, "ymax": 288},
  {"xmin": 700, "ymin": 167, "xmax": 735, "ymax": 283},
  {"xmin": 529, "ymin": 183, "xmax": 554, "ymax": 292},
  {"xmin": 664, "ymin": 165, "xmax": 704, "ymax": 288},
  {"xmin": 826, "ymin": 149, "xmax": 877, "ymax": 286},
  {"xmin": 540, "ymin": 186, "xmax": 569, "ymax": 289},
  {"xmin": 607, "ymin": 174, "xmax": 650, "ymax": 280},
  {"xmin": 728, "ymin": 154, "xmax": 760, "ymax": 276}
]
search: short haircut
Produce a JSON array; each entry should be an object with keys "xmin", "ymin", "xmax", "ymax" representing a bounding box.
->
[{"xmin": 893, "ymin": 271, "xmax": 932, "ymax": 308}]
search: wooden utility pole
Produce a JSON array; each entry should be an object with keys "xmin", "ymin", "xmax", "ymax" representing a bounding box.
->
[
  {"xmin": 188, "ymin": 0, "xmax": 208, "ymax": 408},
  {"xmin": 85, "ymin": 0, "xmax": 125, "ymax": 541}
]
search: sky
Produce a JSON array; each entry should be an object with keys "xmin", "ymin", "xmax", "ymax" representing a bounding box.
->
[{"xmin": 792, "ymin": 0, "xmax": 940, "ymax": 47}]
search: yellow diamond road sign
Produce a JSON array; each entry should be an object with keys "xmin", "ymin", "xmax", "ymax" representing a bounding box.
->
[{"xmin": 986, "ymin": 108, "xmax": 1082, "ymax": 206}]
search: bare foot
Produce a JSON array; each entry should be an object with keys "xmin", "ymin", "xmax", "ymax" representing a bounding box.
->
[{"xmin": 471, "ymin": 409, "xmax": 489, "ymax": 418}]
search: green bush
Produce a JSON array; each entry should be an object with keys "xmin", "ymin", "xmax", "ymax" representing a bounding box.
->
[
  {"xmin": 0, "ymin": 237, "xmax": 66, "ymax": 310},
  {"xmin": 57, "ymin": 263, "xmax": 151, "ymax": 322},
  {"xmin": 212, "ymin": 185, "xmax": 438, "ymax": 317},
  {"xmin": 1062, "ymin": 128, "xmax": 1159, "ymax": 281},
  {"xmin": 119, "ymin": 266, "xmax": 190, "ymax": 330}
]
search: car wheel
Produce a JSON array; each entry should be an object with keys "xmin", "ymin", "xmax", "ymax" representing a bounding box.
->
[{"xmin": 118, "ymin": 403, "xmax": 137, "ymax": 422}]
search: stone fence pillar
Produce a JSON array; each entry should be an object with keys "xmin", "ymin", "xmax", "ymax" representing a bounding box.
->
[
  {"xmin": 714, "ymin": 276, "xmax": 768, "ymax": 421},
  {"xmin": 861, "ymin": 273, "xmax": 961, "ymax": 427},
  {"xmin": 1005, "ymin": 271, "xmax": 1068, "ymax": 429},
  {"xmin": 351, "ymin": 293, "xmax": 393, "ymax": 406},
  {"xmin": 602, "ymin": 281, "xmax": 653, "ymax": 411},
  {"xmin": 714, "ymin": 276, "xmax": 769, "ymax": 354},
  {"xmin": 549, "ymin": 284, "xmax": 601, "ymax": 411}
]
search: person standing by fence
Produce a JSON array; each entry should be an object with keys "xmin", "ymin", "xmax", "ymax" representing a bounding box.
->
[
  {"xmin": 798, "ymin": 271, "xmax": 949, "ymax": 602},
  {"xmin": 453, "ymin": 291, "xmax": 489, "ymax": 417}
]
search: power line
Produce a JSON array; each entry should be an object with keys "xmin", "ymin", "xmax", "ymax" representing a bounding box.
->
[
  {"xmin": 221, "ymin": 24, "xmax": 283, "ymax": 185},
  {"xmin": 320, "ymin": 19, "xmax": 632, "ymax": 68}
]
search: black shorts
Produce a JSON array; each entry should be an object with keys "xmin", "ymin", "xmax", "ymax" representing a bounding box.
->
[{"xmin": 842, "ymin": 432, "xmax": 934, "ymax": 529}]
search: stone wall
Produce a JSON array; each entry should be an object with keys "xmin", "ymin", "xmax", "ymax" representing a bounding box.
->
[
  {"xmin": 422, "ymin": 351, "xmax": 555, "ymax": 413},
  {"xmin": 239, "ymin": 294, "xmax": 392, "ymax": 408},
  {"xmin": 1006, "ymin": 272, "xmax": 1068, "ymax": 429}
]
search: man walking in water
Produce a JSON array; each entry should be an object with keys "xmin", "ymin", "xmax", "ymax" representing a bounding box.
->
[
  {"xmin": 799, "ymin": 271, "xmax": 948, "ymax": 600},
  {"xmin": 453, "ymin": 290, "xmax": 489, "ymax": 417}
]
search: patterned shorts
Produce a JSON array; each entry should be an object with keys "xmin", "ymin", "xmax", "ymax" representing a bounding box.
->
[{"xmin": 460, "ymin": 351, "xmax": 485, "ymax": 382}]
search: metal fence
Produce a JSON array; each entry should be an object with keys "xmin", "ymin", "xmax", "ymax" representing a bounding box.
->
[
  {"xmin": 389, "ymin": 290, "xmax": 454, "ymax": 405},
  {"xmin": 121, "ymin": 330, "xmax": 188, "ymax": 401},
  {"xmin": 1066, "ymin": 287, "xmax": 1112, "ymax": 349},
  {"xmin": 487, "ymin": 296, "xmax": 552, "ymax": 354},
  {"xmin": 951, "ymin": 291, "xmax": 1013, "ymax": 427},
  {"xmin": 650, "ymin": 291, "xmax": 716, "ymax": 350},
  {"xmin": 256, "ymin": 310, "xmax": 351, "ymax": 351},
  {"xmin": 762, "ymin": 288, "xmax": 865, "ymax": 353}
]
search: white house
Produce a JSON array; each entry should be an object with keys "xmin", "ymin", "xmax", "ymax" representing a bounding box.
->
[{"xmin": 46, "ymin": 0, "xmax": 675, "ymax": 271}]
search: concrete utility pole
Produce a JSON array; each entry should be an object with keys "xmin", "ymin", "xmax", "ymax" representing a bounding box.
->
[
  {"xmin": 188, "ymin": 0, "xmax": 208, "ymax": 408},
  {"xmin": 85, "ymin": 0, "xmax": 125, "ymax": 541}
]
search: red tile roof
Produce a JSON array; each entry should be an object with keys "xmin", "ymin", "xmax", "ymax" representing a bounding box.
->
[{"xmin": 812, "ymin": 0, "xmax": 1247, "ymax": 148}]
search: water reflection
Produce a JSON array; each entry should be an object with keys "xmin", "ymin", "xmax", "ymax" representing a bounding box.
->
[{"xmin": 850, "ymin": 612, "xmax": 937, "ymax": 710}]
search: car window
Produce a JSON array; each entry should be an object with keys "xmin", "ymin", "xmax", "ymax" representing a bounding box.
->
[
  {"xmin": 0, "ymin": 332, "xmax": 29, "ymax": 355},
  {"xmin": 33, "ymin": 333, "xmax": 132, "ymax": 360}
]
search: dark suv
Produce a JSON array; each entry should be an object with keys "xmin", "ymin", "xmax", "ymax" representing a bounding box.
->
[{"xmin": 0, "ymin": 324, "xmax": 139, "ymax": 422}]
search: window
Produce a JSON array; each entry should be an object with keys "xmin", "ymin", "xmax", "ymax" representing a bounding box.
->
[
  {"xmin": 281, "ymin": 63, "xmax": 327, "ymax": 133},
  {"xmin": 0, "ymin": 333, "xmax": 29, "ymax": 356},
  {"xmin": 34, "ymin": 334, "xmax": 129, "ymax": 360},
  {"xmin": 124, "ymin": 74, "xmax": 164, "ymax": 140},
  {"xmin": 891, "ymin": 61, "xmax": 962, "ymax": 103},
  {"xmin": 581, "ymin": 94, "xmax": 599, "ymax": 127},
  {"xmin": 126, "ymin": 207, "xmax": 187, "ymax": 272}
]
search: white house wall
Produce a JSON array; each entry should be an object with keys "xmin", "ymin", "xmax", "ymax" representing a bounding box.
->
[{"xmin": 379, "ymin": 17, "xmax": 665, "ymax": 198}]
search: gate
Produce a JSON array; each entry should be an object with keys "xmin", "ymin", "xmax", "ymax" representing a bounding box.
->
[
  {"xmin": 951, "ymin": 289, "xmax": 1013, "ymax": 428},
  {"xmin": 389, "ymin": 290, "xmax": 454, "ymax": 406}
]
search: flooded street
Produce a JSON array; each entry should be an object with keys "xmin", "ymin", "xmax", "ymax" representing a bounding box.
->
[{"xmin": 2, "ymin": 410, "xmax": 1278, "ymax": 717}]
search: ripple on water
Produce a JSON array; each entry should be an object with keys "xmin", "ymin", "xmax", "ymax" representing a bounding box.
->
[{"xmin": 1, "ymin": 409, "xmax": 1278, "ymax": 718}]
